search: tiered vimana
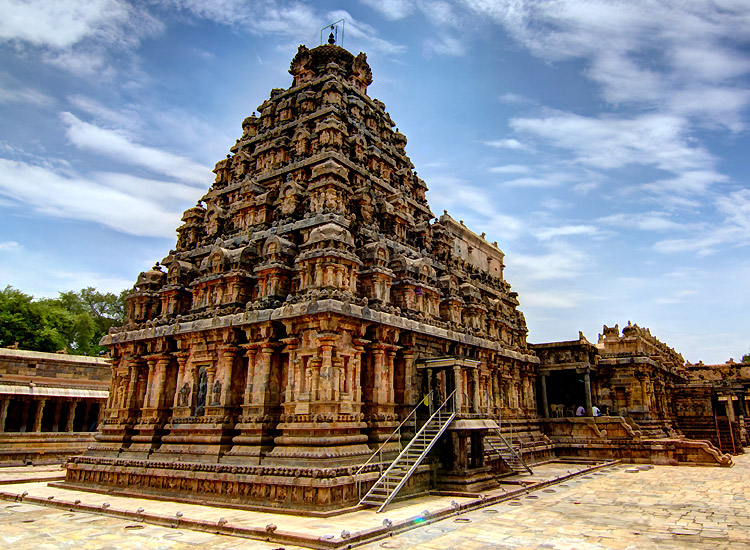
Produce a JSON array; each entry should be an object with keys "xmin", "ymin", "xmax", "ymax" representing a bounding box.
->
[{"xmin": 63, "ymin": 43, "xmax": 538, "ymax": 513}]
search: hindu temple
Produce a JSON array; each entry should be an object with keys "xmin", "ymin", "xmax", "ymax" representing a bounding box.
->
[{"xmin": 62, "ymin": 43, "xmax": 741, "ymax": 514}]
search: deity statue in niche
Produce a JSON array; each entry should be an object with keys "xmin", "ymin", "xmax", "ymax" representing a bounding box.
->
[
  {"xmin": 174, "ymin": 382, "xmax": 187, "ymax": 406},
  {"xmin": 280, "ymin": 183, "xmax": 300, "ymax": 216},
  {"xmin": 212, "ymin": 379, "xmax": 222, "ymax": 405},
  {"xmin": 195, "ymin": 368, "xmax": 208, "ymax": 416}
]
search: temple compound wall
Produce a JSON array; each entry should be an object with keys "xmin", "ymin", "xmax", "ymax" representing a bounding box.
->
[
  {"xmin": 63, "ymin": 44, "xmax": 540, "ymax": 512},
  {"xmin": 0, "ymin": 348, "xmax": 109, "ymax": 465}
]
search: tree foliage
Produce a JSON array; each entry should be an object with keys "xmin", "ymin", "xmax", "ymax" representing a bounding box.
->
[{"xmin": 0, "ymin": 286, "xmax": 127, "ymax": 355}]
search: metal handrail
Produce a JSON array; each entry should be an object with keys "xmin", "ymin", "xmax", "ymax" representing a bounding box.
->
[
  {"xmin": 363, "ymin": 389, "xmax": 457, "ymax": 512},
  {"xmin": 376, "ymin": 389, "xmax": 458, "ymax": 511},
  {"xmin": 354, "ymin": 391, "xmax": 433, "ymax": 498},
  {"xmin": 489, "ymin": 426, "xmax": 532, "ymax": 474}
]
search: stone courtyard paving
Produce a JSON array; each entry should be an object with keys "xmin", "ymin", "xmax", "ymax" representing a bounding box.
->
[{"xmin": 0, "ymin": 454, "xmax": 748, "ymax": 549}]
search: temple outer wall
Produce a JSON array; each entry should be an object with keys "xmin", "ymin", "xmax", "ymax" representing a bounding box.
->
[{"xmin": 0, "ymin": 348, "xmax": 110, "ymax": 465}]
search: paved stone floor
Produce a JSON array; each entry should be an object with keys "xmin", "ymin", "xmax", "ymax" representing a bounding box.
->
[{"xmin": 0, "ymin": 454, "xmax": 748, "ymax": 549}]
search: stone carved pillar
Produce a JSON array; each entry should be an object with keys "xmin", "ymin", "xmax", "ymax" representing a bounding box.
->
[
  {"xmin": 319, "ymin": 338, "xmax": 335, "ymax": 401},
  {"xmin": 540, "ymin": 374, "xmax": 549, "ymax": 418},
  {"xmin": 453, "ymin": 366, "xmax": 463, "ymax": 412},
  {"xmin": 352, "ymin": 340, "xmax": 366, "ymax": 404},
  {"xmin": 217, "ymin": 346, "xmax": 238, "ymax": 407},
  {"xmin": 205, "ymin": 366, "xmax": 217, "ymax": 406},
  {"xmin": 153, "ymin": 355, "xmax": 172, "ymax": 409},
  {"xmin": 0, "ymin": 398, "xmax": 9, "ymax": 432},
  {"xmin": 125, "ymin": 360, "xmax": 141, "ymax": 411},
  {"xmin": 282, "ymin": 338, "xmax": 298, "ymax": 403},
  {"xmin": 144, "ymin": 357, "xmax": 158, "ymax": 409},
  {"xmin": 402, "ymin": 351, "xmax": 417, "ymax": 406},
  {"xmin": 372, "ymin": 346, "xmax": 388, "ymax": 404},
  {"xmin": 32, "ymin": 398, "xmax": 46, "ymax": 432},
  {"xmin": 584, "ymin": 370, "xmax": 593, "ymax": 417},
  {"xmin": 243, "ymin": 346, "xmax": 258, "ymax": 405},
  {"xmin": 472, "ymin": 368, "xmax": 480, "ymax": 412},
  {"xmin": 385, "ymin": 349, "xmax": 397, "ymax": 404},
  {"xmin": 66, "ymin": 400, "xmax": 79, "ymax": 432},
  {"xmin": 172, "ymin": 353, "xmax": 189, "ymax": 408}
]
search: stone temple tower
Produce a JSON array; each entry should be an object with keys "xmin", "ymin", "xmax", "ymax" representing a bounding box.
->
[{"xmin": 64, "ymin": 44, "xmax": 539, "ymax": 512}]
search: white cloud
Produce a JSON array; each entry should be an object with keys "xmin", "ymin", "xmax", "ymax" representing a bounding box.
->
[
  {"xmin": 67, "ymin": 95, "xmax": 141, "ymax": 132},
  {"xmin": 488, "ymin": 164, "xmax": 530, "ymax": 174},
  {"xmin": 463, "ymin": 0, "xmax": 750, "ymax": 130},
  {"xmin": 598, "ymin": 212, "xmax": 688, "ymax": 232},
  {"xmin": 0, "ymin": 241, "xmax": 22, "ymax": 252},
  {"xmin": 508, "ymin": 244, "xmax": 591, "ymax": 280},
  {"xmin": 0, "ymin": 158, "xmax": 193, "ymax": 238},
  {"xmin": 424, "ymin": 34, "xmax": 467, "ymax": 57},
  {"xmin": 498, "ymin": 92, "xmax": 534, "ymax": 105},
  {"xmin": 519, "ymin": 290, "xmax": 578, "ymax": 309},
  {"xmin": 717, "ymin": 189, "xmax": 750, "ymax": 234},
  {"xmin": 511, "ymin": 113, "xmax": 714, "ymax": 175},
  {"xmin": 483, "ymin": 138, "xmax": 529, "ymax": 151},
  {"xmin": 0, "ymin": 72, "xmax": 54, "ymax": 106},
  {"xmin": 502, "ymin": 175, "xmax": 568, "ymax": 188},
  {"xmin": 359, "ymin": 0, "xmax": 416, "ymax": 21},
  {"xmin": 61, "ymin": 112, "xmax": 212, "ymax": 185},
  {"xmin": 0, "ymin": 0, "xmax": 130, "ymax": 48},
  {"xmin": 420, "ymin": 1, "xmax": 459, "ymax": 27},
  {"xmin": 534, "ymin": 225, "xmax": 599, "ymax": 241},
  {"xmin": 427, "ymin": 174, "xmax": 497, "ymax": 218},
  {"xmin": 481, "ymin": 213, "xmax": 527, "ymax": 244}
]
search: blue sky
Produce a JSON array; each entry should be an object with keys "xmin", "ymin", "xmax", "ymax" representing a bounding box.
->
[{"xmin": 1, "ymin": 1, "xmax": 749, "ymax": 364}]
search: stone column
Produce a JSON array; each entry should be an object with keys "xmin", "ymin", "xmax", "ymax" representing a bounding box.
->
[
  {"xmin": 282, "ymin": 338, "xmax": 298, "ymax": 403},
  {"xmin": 0, "ymin": 398, "xmax": 9, "ymax": 432},
  {"xmin": 172, "ymin": 353, "xmax": 189, "ymax": 408},
  {"xmin": 205, "ymin": 366, "xmax": 217, "ymax": 406},
  {"xmin": 402, "ymin": 351, "xmax": 417, "ymax": 406},
  {"xmin": 385, "ymin": 349, "xmax": 397, "ymax": 404},
  {"xmin": 243, "ymin": 346, "xmax": 258, "ymax": 405},
  {"xmin": 319, "ymin": 338, "xmax": 335, "ymax": 401},
  {"xmin": 726, "ymin": 398, "xmax": 736, "ymax": 423},
  {"xmin": 453, "ymin": 366, "xmax": 463, "ymax": 412},
  {"xmin": 472, "ymin": 368, "xmax": 480, "ymax": 412},
  {"xmin": 125, "ymin": 361, "xmax": 140, "ymax": 410},
  {"xmin": 218, "ymin": 347, "xmax": 238, "ymax": 407},
  {"xmin": 372, "ymin": 346, "xmax": 388, "ymax": 404},
  {"xmin": 492, "ymin": 373, "xmax": 500, "ymax": 414},
  {"xmin": 540, "ymin": 374, "xmax": 549, "ymax": 418},
  {"xmin": 425, "ymin": 368, "xmax": 434, "ymax": 414},
  {"xmin": 144, "ymin": 358, "xmax": 157, "ymax": 409},
  {"xmin": 32, "ymin": 398, "xmax": 46, "ymax": 432},
  {"xmin": 584, "ymin": 370, "xmax": 593, "ymax": 416},
  {"xmin": 353, "ymin": 345, "xmax": 364, "ymax": 404},
  {"xmin": 66, "ymin": 400, "xmax": 79, "ymax": 432}
]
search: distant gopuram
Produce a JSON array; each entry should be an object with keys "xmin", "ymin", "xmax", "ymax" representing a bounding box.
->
[{"xmin": 64, "ymin": 44, "xmax": 539, "ymax": 512}]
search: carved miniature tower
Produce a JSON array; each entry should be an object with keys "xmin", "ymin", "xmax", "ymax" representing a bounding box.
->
[{"xmin": 65, "ymin": 44, "xmax": 538, "ymax": 512}]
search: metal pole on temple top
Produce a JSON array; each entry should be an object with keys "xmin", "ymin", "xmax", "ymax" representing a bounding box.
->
[{"xmin": 320, "ymin": 19, "xmax": 345, "ymax": 47}]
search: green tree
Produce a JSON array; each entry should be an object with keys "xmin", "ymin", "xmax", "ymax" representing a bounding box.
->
[
  {"xmin": 0, "ymin": 285, "xmax": 126, "ymax": 355},
  {"xmin": 742, "ymin": 351, "xmax": 750, "ymax": 364}
]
